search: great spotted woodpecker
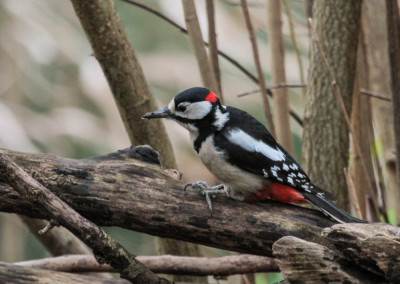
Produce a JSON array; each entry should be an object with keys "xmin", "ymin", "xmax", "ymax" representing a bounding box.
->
[{"xmin": 143, "ymin": 87, "xmax": 367, "ymax": 223}]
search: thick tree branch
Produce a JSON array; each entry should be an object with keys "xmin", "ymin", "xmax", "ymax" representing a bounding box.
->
[
  {"xmin": 273, "ymin": 223, "xmax": 400, "ymax": 283},
  {"xmin": 0, "ymin": 146, "xmax": 335, "ymax": 257},
  {"xmin": 15, "ymin": 254, "xmax": 279, "ymax": 276},
  {"xmin": 0, "ymin": 150, "xmax": 167, "ymax": 283}
]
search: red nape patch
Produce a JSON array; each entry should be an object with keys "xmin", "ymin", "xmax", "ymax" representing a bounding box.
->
[
  {"xmin": 205, "ymin": 91, "xmax": 219, "ymax": 103},
  {"xmin": 268, "ymin": 183, "xmax": 308, "ymax": 204}
]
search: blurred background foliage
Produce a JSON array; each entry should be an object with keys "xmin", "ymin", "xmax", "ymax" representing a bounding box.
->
[{"xmin": 0, "ymin": 0, "xmax": 310, "ymax": 282}]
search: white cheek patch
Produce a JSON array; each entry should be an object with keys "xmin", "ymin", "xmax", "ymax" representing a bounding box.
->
[
  {"xmin": 173, "ymin": 101, "xmax": 212, "ymax": 119},
  {"xmin": 186, "ymin": 101, "xmax": 212, "ymax": 119},
  {"xmin": 226, "ymin": 129, "xmax": 286, "ymax": 161},
  {"xmin": 168, "ymin": 99, "xmax": 176, "ymax": 112}
]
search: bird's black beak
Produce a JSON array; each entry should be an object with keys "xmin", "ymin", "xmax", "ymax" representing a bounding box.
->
[{"xmin": 142, "ymin": 107, "xmax": 171, "ymax": 119}]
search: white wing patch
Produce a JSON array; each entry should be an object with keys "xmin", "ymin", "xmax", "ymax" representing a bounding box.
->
[{"xmin": 226, "ymin": 129, "xmax": 286, "ymax": 161}]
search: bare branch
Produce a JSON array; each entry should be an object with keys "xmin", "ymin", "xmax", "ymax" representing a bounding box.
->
[
  {"xmin": 282, "ymin": 0, "xmax": 306, "ymax": 100},
  {"xmin": 206, "ymin": 0, "xmax": 222, "ymax": 97},
  {"xmin": 267, "ymin": 0, "xmax": 293, "ymax": 152},
  {"xmin": 0, "ymin": 147, "xmax": 335, "ymax": 257},
  {"xmin": 120, "ymin": 0, "xmax": 303, "ymax": 126},
  {"xmin": 0, "ymin": 151, "xmax": 167, "ymax": 283},
  {"xmin": 343, "ymin": 168, "xmax": 363, "ymax": 219},
  {"xmin": 360, "ymin": 89, "xmax": 391, "ymax": 101},
  {"xmin": 0, "ymin": 262, "xmax": 130, "ymax": 284},
  {"xmin": 241, "ymin": 0, "xmax": 276, "ymax": 136},
  {"xmin": 182, "ymin": 0, "xmax": 218, "ymax": 92},
  {"xmin": 237, "ymin": 84, "xmax": 307, "ymax": 97},
  {"xmin": 15, "ymin": 254, "xmax": 279, "ymax": 276}
]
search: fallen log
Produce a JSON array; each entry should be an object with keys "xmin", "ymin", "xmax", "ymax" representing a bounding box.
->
[{"xmin": 0, "ymin": 146, "xmax": 334, "ymax": 257}]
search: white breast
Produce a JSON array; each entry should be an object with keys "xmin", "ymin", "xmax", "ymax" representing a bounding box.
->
[{"xmin": 197, "ymin": 136, "xmax": 265, "ymax": 200}]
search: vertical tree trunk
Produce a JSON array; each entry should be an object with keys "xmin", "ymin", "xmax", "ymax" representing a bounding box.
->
[
  {"xmin": 386, "ymin": 0, "xmax": 400, "ymax": 224},
  {"xmin": 241, "ymin": 0, "xmax": 276, "ymax": 136},
  {"xmin": 363, "ymin": 0, "xmax": 398, "ymax": 222},
  {"xmin": 70, "ymin": 1, "xmax": 203, "ymax": 282},
  {"xmin": 206, "ymin": 0, "xmax": 222, "ymax": 96},
  {"xmin": 70, "ymin": 0, "xmax": 176, "ymax": 169},
  {"xmin": 351, "ymin": 28, "xmax": 380, "ymax": 221},
  {"xmin": 302, "ymin": 0, "xmax": 362, "ymax": 211},
  {"xmin": 182, "ymin": 0, "xmax": 218, "ymax": 93},
  {"xmin": 267, "ymin": 0, "xmax": 293, "ymax": 153}
]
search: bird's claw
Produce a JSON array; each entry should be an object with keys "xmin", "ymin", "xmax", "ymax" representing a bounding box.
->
[{"xmin": 184, "ymin": 181, "xmax": 225, "ymax": 213}]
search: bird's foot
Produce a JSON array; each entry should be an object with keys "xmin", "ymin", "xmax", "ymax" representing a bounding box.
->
[{"xmin": 184, "ymin": 181, "xmax": 225, "ymax": 213}]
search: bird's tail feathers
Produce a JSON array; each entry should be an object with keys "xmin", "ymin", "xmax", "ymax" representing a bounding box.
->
[{"xmin": 303, "ymin": 192, "xmax": 368, "ymax": 223}]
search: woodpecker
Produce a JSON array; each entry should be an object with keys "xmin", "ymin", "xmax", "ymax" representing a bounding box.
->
[{"xmin": 143, "ymin": 87, "xmax": 367, "ymax": 223}]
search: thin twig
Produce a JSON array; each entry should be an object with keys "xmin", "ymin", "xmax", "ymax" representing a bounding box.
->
[
  {"xmin": 282, "ymin": 0, "xmax": 306, "ymax": 100},
  {"xmin": 121, "ymin": 0, "xmax": 258, "ymax": 84},
  {"xmin": 360, "ymin": 88, "xmax": 391, "ymax": 101},
  {"xmin": 309, "ymin": 18, "xmax": 381, "ymax": 219},
  {"xmin": 344, "ymin": 168, "xmax": 363, "ymax": 219},
  {"xmin": 38, "ymin": 219, "xmax": 59, "ymax": 235},
  {"xmin": 206, "ymin": 0, "xmax": 222, "ymax": 97},
  {"xmin": 120, "ymin": 0, "xmax": 304, "ymax": 126},
  {"xmin": 241, "ymin": 0, "xmax": 276, "ymax": 136},
  {"xmin": 15, "ymin": 254, "xmax": 279, "ymax": 276},
  {"xmin": 237, "ymin": 84, "xmax": 307, "ymax": 97}
]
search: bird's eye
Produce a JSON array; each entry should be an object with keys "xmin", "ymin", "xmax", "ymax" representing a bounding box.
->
[{"xmin": 177, "ymin": 104, "xmax": 187, "ymax": 112}]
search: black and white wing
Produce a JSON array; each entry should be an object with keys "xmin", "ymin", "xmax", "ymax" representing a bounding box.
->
[{"xmin": 214, "ymin": 106, "xmax": 329, "ymax": 197}]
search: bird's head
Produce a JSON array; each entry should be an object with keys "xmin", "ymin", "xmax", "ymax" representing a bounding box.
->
[{"xmin": 143, "ymin": 87, "xmax": 226, "ymax": 133}]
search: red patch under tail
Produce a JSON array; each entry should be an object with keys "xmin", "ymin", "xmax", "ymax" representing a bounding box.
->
[
  {"xmin": 246, "ymin": 183, "xmax": 308, "ymax": 204},
  {"xmin": 269, "ymin": 183, "xmax": 308, "ymax": 204}
]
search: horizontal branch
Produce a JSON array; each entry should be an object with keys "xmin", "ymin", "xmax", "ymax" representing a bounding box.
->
[
  {"xmin": 0, "ymin": 262, "xmax": 129, "ymax": 284},
  {"xmin": 0, "ymin": 146, "xmax": 335, "ymax": 257},
  {"xmin": 15, "ymin": 254, "xmax": 279, "ymax": 276}
]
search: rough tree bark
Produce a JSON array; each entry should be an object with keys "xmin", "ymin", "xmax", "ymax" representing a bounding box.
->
[
  {"xmin": 69, "ymin": 0, "xmax": 175, "ymax": 168},
  {"xmin": 302, "ymin": 0, "xmax": 362, "ymax": 211},
  {"xmin": 0, "ymin": 147, "xmax": 335, "ymax": 256},
  {"xmin": 0, "ymin": 151, "xmax": 167, "ymax": 283},
  {"xmin": 1, "ymin": 147, "xmax": 399, "ymax": 282}
]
